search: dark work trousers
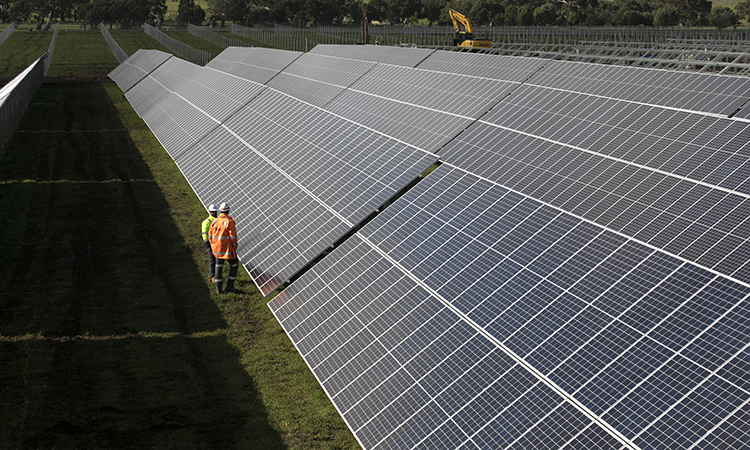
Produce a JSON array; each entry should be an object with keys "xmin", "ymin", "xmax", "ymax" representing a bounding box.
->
[
  {"xmin": 204, "ymin": 240, "xmax": 216, "ymax": 279},
  {"xmin": 215, "ymin": 258, "xmax": 239, "ymax": 293}
]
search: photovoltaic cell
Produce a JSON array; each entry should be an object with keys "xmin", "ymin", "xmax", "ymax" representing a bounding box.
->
[
  {"xmin": 223, "ymin": 89, "xmax": 436, "ymax": 226},
  {"xmin": 111, "ymin": 48, "xmax": 750, "ymax": 450},
  {"xmin": 266, "ymin": 53, "xmax": 376, "ymax": 107},
  {"xmin": 268, "ymin": 233, "xmax": 621, "ymax": 450},
  {"xmin": 733, "ymin": 105, "xmax": 750, "ymax": 119},
  {"xmin": 108, "ymin": 49, "xmax": 172, "ymax": 92},
  {"xmin": 439, "ymin": 85, "xmax": 750, "ymax": 283},
  {"xmin": 309, "ymin": 44, "xmax": 434, "ymax": 68},
  {"xmin": 528, "ymin": 59, "xmax": 750, "ymax": 115},
  {"xmin": 279, "ymin": 163, "xmax": 748, "ymax": 450},
  {"xmin": 165, "ymin": 86, "xmax": 435, "ymax": 295},
  {"xmin": 204, "ymin": 47, "xmax": 302, "ymax": 84},
  {"xmin": 326, "ymin": 89, "xmax": 475, "ymax": 152},
  {"xmin": 415, "ymin": 51, "xmax": 548, "ymax": 82}
]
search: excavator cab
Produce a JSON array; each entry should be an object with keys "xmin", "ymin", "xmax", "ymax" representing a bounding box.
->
[{"xmin": 449, "ymin": 9, "xmax": 493, "ymax": 49}]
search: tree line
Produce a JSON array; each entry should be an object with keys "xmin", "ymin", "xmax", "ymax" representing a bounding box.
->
[{"xmin": 1, "ymin": 0, "xmax": 749, "ymax": 31}]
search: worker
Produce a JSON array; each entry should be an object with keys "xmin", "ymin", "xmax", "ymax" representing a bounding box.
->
[
  {"xmin": 202, "ymin": 204, "xmax": 219, "ymax": 283},
  {"xmin": 208, "ymin": 202, "xmax": 239, "ymax": 294}
]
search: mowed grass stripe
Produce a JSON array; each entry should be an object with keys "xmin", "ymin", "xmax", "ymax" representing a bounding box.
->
[{"xmin": 0, "ymin": 34, "xmax": 359, "ymax": 450}]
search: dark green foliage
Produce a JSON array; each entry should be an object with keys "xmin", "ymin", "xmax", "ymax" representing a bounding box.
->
[
  {"xmin": 710, "ymin": 5, "xmax": 739, "ymax": 27},
  {"xmin": 736, "ymin": 0, "xmax": 750, "ymax": 21},
  {"xmin": 77, "ymin": 0, "xmax": 165, "ymax": 28},
  {"xmin": 653, "ymin": 5, "xmax": 680, "ymax": 25},
  {"xmin": 177, "ymin": 0, "xmax": 205, "ymax": 25}
]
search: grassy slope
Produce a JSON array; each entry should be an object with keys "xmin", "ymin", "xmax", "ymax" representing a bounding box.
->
[{"xmin": 0, "ymin": 28, "xmax": 359, "ymax": 450}]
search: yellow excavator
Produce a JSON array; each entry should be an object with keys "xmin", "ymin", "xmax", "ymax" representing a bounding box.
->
[{"xmin": 449, "ymin": 9, "xmax": 493, "ymax": 49}]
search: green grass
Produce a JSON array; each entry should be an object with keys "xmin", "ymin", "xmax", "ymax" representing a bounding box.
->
[{"xmin": 0, "ymin": 30, "xmax": 359, "ymax": 450}]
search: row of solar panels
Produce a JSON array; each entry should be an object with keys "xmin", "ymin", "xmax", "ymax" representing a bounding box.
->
[
  {"xmin": 206, "ymin": 45, "xmax": 750, "ymax": 286},
  {"xmin": 109, "ymin": 44, "xmax": 750, "ymax": 450}
]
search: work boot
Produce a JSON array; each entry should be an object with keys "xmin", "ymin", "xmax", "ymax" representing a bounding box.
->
[{"xmin": 225, "ymin": 283, "xmax": 236, "ymax": 293}]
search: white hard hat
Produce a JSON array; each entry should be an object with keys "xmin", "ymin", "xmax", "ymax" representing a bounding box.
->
[
  {"xmin": 208, "ymin": 204, "xmax": 218, "ymax": 212},
  {"xmin": 219, "ymin": 202, "xmax": 230, "ymax": 212}
]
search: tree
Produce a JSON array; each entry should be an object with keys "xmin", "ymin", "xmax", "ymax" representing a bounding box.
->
[
  {"xmin": 468, "ymin": 0, "xmax": 504, "ymax": 25},
  {"xmin": 503, "ymin": 4, "xmax": 518, "ymax": 24},
  {"xmin": 709, "ymin": 5, "xmax": 739, "ymax": 27},
  {"xmin": 13, "ymin": 0, "xmax": 65, "ymax": 30},
  {"xmin": 517, "ymin": 4, "xmax": 534, "ymax": 25},
  {"xmin": 653, "ymin": 5, "xmax": 679, "ymax": 25},
  {"xmin": 662, "ymin": 0, "xmax": 711, "ymax": 25},
  {"xmin": 734, "ymin": 0, "xmax": 750, "ymax": 22},
  {"xmin": 533, "ymin": 2, "xmax": 558, "ymax": 25},
  {"xmin": 177, "ymin": 0, "xmax": 204, "ymax": 25}
]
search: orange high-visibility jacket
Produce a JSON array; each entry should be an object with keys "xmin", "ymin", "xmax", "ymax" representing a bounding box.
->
[{"xmin": 209, "ymin": 213, "xmax": 238, "ymax": 260}]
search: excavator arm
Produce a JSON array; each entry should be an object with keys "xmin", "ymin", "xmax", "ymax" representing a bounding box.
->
[
  {"xmin": 449, "ymin": 9, "xmax": 474, "ymax": 38},
  {"xmin": 449, "ymin": 9, "xmax": 493, "ymax": 49}
]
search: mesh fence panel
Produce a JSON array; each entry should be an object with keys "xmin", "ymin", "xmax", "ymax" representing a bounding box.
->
[
  {"xmin": 101, "ymin": 23, "xmax": 129, "ymax": 64},
  {"xmin": 145, "ymin": 23, "xmax": 211, "ymax": 66}
]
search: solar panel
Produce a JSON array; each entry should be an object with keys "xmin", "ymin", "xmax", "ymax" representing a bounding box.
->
[
  {"xmin": 175, "ymin": 67, "xmax": 266, "ymax": 123},
  {"xmin": 415, "ymin": 51, "xmax": 548, "ymax": 82},
  {"xmin": 527, "ymin": 59, "xmax": 750, "ymax": 116},
  {"xmin": 324, "ymin": 64, "xmax": 519, "ymax": 152},
  {"xmin": 170, "ymin": 87, "xmax": 437, "ymax": 296},
  {"xmin": 124, "ymin": 75, "xmax": 171, "ymax": 118},
  {"xmin": 148, "ymin": 57, "xmax": 201, "ymax": 92},
  {"xmin": 141, "ymin": 93, "xmax": 220, "ymax": 158},
  {"xmin": 204, "ymin": 47, "xmax": 302, "ymax": 84},
  {"xmin": 309, "ymin": 44, "xmax": 434, "ymax": 67},
  {"xmin": 733, "ymin": 105, "xmax": 750, "ymax": 119},
  {"xmin": 107, "ymin": 49, "xmax": 172, "ymax": 92},
  {"xmin": 266, "ymin": 53, "xmax": 377, "ymax": 107},
  {"xmin": 270, "ymin": 163, "xmax": 750, "ymax": 450},
  {"xmin": 440, "ymin": 85, "xmax": 750, "ymax": 283}
]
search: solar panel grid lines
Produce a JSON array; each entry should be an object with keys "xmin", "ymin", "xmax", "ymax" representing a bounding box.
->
[
  {"xmin": 174, "ymin": 67, "xmax": 267, "ymax": 123},
  {"xmin": 439, "ymin": 109, "xmax": 750, "ymax": 284},
  {"xmin": 224, "ymin": 88, "xmax": 437, "ymax": 223},
  {"xmin": 141, "ymin": 92, "xmax": 222, "ymax": 159},
  {"xmin": 205, "ymin": 47, "xmax": 304, "ymax": 84},
  {"xmin": 325, "ymin": 90, "xmax": 476, "ymax": 153},
  {"xmin": 527, "ymin": 59, "xmax": 750, "ymax": 115},
  {"xmin": 268, "ymin": 53, "xmax": 378, "ymax": 95},
  {"xmin": 339, "ymin": 64, "xmax": 516, "ymax": 117},
  {"xmin": 413, "ymin": 51, "xmax": 549, "ymax": 83},
  {"xmin": 202, "ymin": 87, "xmax": 437, "ymax": 295},
  {"xmin": 108, "ymin": 49, "xmax": 173, "ymax": 93},
  {"xmin": 269, "ymin": 187, "xmax": 646, "ymax": 450},
  {"xmin": 308, "ymin": 44, "xmax": 436, "ymax": 68},
  {"xmin": 360, "ymin": 166, "xmax": 750, "ymax": 450},
  {"xmin": 175, "ymin": 124, "xmax": 355, "ymax": 296}
]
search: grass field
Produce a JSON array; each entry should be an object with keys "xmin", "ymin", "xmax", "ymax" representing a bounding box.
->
[{"xmin": 0, "ymin": 27, "xmax": 359, "ymax": 450}]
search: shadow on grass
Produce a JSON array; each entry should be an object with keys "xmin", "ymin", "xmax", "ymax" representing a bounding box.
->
[{"xmin": 0, "ymin": 81, "xmax": 287, "ymax": 449}]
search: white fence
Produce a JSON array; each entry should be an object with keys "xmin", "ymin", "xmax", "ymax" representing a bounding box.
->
[
  {"xmin": 0, "ymin": 23, "xmax": 15, "ymax": 48},
  {"xmin": 0, "ymin": 55, "xmax": 46, "ymax": 157},
  {"xmin": 231, "ymin": 23, "xmax": 750, "ymax": 52},
  {"xmin": 144, "ymin": 23, "xmax": 212, "ymax": 66},
  {"xmin": 188, "ymin": 24, "xmax": 249, "ymax": 49},
  {"xmin": 44, "ymin": 23, "xmax": 59, "ymax": 75},
  {"xmin": 101, "ymin": 23, "xmax": 129, "ymax": 64}
]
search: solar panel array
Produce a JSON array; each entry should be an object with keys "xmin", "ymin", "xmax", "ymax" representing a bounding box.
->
[
  {"xmin": 112, "ymin": 45, "xmax": 750, "ymax": 450},
  {"xmin": 204, "ymin": 47, "xmax": 302, "ymax": 84},
  {"xmin": 440, "ymin": 82, "xmax": 750, "ymax": 284},
  {"xmin": 111, "ymin": 50, "xmax": 436, "ymax": 296},
  {"xmin": 527, "ymin": 59, "xmax": 750, "ymax": 115},
  {"xmin": 266, "ymin": 53, "xmax": 377, "ymax": 107},
  {"xmin": 270, "ymin": 163, "xmax": 750, "ymax": 450},
  {"xmin": 108, "ymin": 49, "xmax": 173, "ymax": 92}
]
